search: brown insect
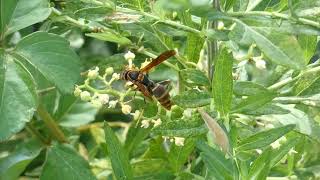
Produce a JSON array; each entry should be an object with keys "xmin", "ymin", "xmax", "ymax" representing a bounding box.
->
[{"xmin": 120, "ymin": 50, "xmax": 176, "ymax": 110}]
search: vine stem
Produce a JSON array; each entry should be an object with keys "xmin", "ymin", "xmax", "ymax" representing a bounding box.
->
[
  {"xmin": 26, "ymin": 122, "xmax": 50, "ymax": 145},
  {"xmin": 37, "ymin": 105, "xmax": 68, "ymax": 143},
  {"xmin": 228, "ymin": 11, "xmax": 320, "ymax": 29}
]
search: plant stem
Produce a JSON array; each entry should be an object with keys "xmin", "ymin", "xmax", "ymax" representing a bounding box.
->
[
  {"xmin": 228, "ymin": 11, "xmax": 320, "ymax": 29},
  {"xmin": 37, "ymin": 105, "xmax": 68, "ymax": 143},
  {"xmin": 116, "ymin": 7, "xmax": 202, "ymax": 35},
  {"xmin": 268, "ymin": 66, "xmax": 320, "ymax": 90},
  {"xmin": 26, "ymin": 122, "xmax": 50, "ymax": 145},
  {"xmin": 207, "ymin": 0, "xmax": 220, "ymax": 82}
]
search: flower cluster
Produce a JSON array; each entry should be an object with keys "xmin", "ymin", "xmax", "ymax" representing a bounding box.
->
[
  {"xmin": 74, "ymin": 64, "xmax": 131, "ymax": 114},
  {"xmin": 162, "ymin": 136, "xmax": 185, "ymax": 146}
]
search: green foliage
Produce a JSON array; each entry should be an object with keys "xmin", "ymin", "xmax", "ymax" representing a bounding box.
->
[{"xmin": 1, "ymin": 0, "xmax": 320, "ymax": 179}]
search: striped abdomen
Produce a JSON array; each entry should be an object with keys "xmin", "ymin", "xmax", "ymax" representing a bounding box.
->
[{"xmin": 152, "ymin": 83, "xmax": 172, "ymax": 110}]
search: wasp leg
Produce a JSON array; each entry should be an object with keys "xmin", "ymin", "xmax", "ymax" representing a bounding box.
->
[{"xmin": 158, "ymin": 79, "xmax": 171, "ymax": 88}]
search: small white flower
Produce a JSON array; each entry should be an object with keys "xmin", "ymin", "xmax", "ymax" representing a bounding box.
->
[
  {"xmin": 98, "ymin": 94, "xmax": 109, "ymax": 105},
  {"xmin": 255, "ymin": 149, "xmax": 263, "ymax": 154},
  {"xmin": 125, "ymin": 81, "xmax": 133, "ymax": 87},
  {"xmin": 254, "ymin": 59, "xmax": 266, "ymax": 70},
  {"xmin": 74, "ymin": 86, "xmax": 82, "ymax": 97},
  {"xmin": 140, "ymin": 120, "xmax": 150, "ymax": 128},
  {"xmin": 105, "ymin": 67, "xmax": 114, "ymax": 75},
  {"xmin": 133, "ymin": 110, "xmax": 140, "ymax": 120},
  {"xmin": 183, "ymin": 109, "xmax": 192, "ymax": 119},
  {"xmin": 121, "ymin": 104, "xmax": 132, "ymax": 114},
  {"xmin": 112, "ymin": 73, "xmax": 120, "ymax": 80},
  {"xmin": 151, "ymin": 118, "xmax": 162, "ymax": 127},
  {"xmin": 124, "ymin": 51, "xmax": 135, "ymax": 61},
  {"xmin": 87, "ymin": 67, "xmax": 99, "ymax": 79},
  {"xmin": 108, "ymin": 100, "xmax": 118, "ymax": 108},
  {"xmin": 174, "ymin": 137, "xmax": 185, "ymax": 146},
  {"xmin": 170, "ymin": 138, "xmax": 174, "ymax": 143},
  {"xmin": 162, "ymin": 136, "xmax": 170, "ymax": 141},
  {"xmin": 279, "ymin": 136, "xmax": 287, "ymax": 144},
  {"xmin": 91, "ymin": 99, "xmax": 102, "ymax": 108},
  {"xmin": 265, "ymin": 124, "xmax": 275, "ymax": 129},
  {"xmin": 270, "ymin": 140, "xmax": 281, "ymax": 149},
  {"xmin": 80, "ymin": 91, "xmax": 91, "ymax": 101},
  {"xmin": 140, "ymin": 59, "xmax": 151, "ymax": 69},
  {"xmin": 288, "ymin": 148, "xmax": 298, "ymax": 155},
  {"xmin": 217, "ymin": 21, "xmax": 224, "ymax": 30}
]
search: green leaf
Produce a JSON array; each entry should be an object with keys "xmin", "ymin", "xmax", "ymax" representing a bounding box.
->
[
  {"xmin": 237, "ymin": 124, "xmax": 295, "ymax": 151},
  {"xmin": 172, "ymin": 89, "xmax": 211, "ymax": 108},
  {"xmin": 125, "ymin": 123, "xmax": 151, "ymax": 157},
  {"xmin": 196, "ymin": 140, "xmax": 236, "ymax": 180},
  {"xmin": 248, "ymin": 147, "xmax": 271, "ymax": 180},
  {"xmin": 0, "ymin": 139, "xmax": 42, "ymax": 180},
  {"xmin": 290, "ymin": 0, "xmax": 320, "ymax": 18},
  {"xmin": 238, "ymin": 16, "xmax": 320, "ymax": 36},
  {"xmin": 86, "ymin": 32, "xmax": 132, "ymax": 45},
  {"xmin": 230, "ymin": 20, "xmax": 306, "ymax": 70},
  {"xmin": 0, "ymin": 0, "xmax": 51, "ymax": 39},
  {"xmin": 168, "ymin": 138, "xmax": 196, "ymax": 173},
  {"xmin": 14, "ymin": 32, "xmax": 80, "ymax": 94},
  {"xmin": 104, "ymin": 123, "xmax": 133, "ymax": 179},
  {"xmin": 231, "ymin": 91, "xmax": 277, "ymax": 114},
  {"xmin": 75, "ymin": 6, "xmax": 114, "ymax": 20},
  {"xmin": 185, "ymin": 33, "xmax": 204, "ymax": 63},
  {"xmin": 262, "ymin": 105, "xmax": 320, "ymax": 140},
  {"xmin": 53, "ymin": 95, "xmax": 97, "ymax": 127},
  {"xmin": 292, "ymin": 70, "xmax": 320, "ymax": 96},
  {"xmin": 233, "ymin": 81, "xmax": 269, "ymax": 96},
  {"xmin": 132, "ymin": 159, "xmax": 171, "ymax": 178},
  {"xmin": 152, "ymin": 119, "xmax": 207, "ymax": 137},
  {"xmin": 180, "ymin": 69, "xmax": 210, "ymax": 87},
  {"xmin": 242, "ymin": 103, "xmax": 290, "ymax": 116},
  {"xmin": 269, "ymin": 135, "xmax": 301, "ymax": 167},
  {"xmin": 297, "ymin": 35, "xmax": 317, "ymax": 63},
  {"xmin": 213, "ymin": 48, "xmax": 233, "ymax": 117},
  {"xmin": 40, "ymin": 143, "xmax": 97, "ymax": 180},
  {"xmin": 0, "ymin": 52, "xmax": 37, "ymax": 141}
]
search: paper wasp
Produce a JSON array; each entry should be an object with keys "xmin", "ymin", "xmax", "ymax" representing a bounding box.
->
[{"xmin": 120, "ymin": 50, "xmax": 176, "ymax": 110}]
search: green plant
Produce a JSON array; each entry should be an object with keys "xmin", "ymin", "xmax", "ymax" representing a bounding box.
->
[{"xmin": 1, "ymin": 0, "xmax": 320, "ymax": 179}]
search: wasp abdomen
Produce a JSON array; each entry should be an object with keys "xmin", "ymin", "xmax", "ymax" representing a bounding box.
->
[{"xmin": 152, "ymin": 84, "xmax": 172, "ymax": 110}]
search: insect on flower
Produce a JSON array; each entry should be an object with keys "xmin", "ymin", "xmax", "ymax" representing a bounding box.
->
[{"xmin": 120, "ymin": 50, "xmax": 176, "ymax": 110}]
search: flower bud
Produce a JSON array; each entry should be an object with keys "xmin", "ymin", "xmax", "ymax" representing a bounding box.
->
[
  {"xmin": 140, "ymin": 120, "xmax": 150, "ymax": 128},
  {"xmin": 105, "ymin": 67, "xmax": 114, "ymax": 75},
  {"xmin": 108, "ymin": 100, "xmax": 118, "ymax": 108},
  {"xmin": 91, "ymin": 99, "xmax": 102, "ymax": 108},
  {"xmin": 121, "ymin": 104, "xmax": 132, "ymax": 114},
  {"xmin": 112, "ymin": 73, "xmax": 120, "ymax": 80},
  {"xmin": 255, "ymin": 59, "xmax": 266, "ymax": 70},
  {"xmin": 98, "ymin": 94, "xmax": 109, "ymax": 105},
  {"xmin": 217, "ymin": 21, "xmax": 224, "ymax": 30},
  {"xmin": 133, "ymin": 110, "xmax": 140, "ymax": 120},
  {"xmin": 87, "ymin": 67, "xmax": 99, "ymax": 79},
  {"xmin": 74, "ymin": 86, "xmax": 82, "ymax": 97},
  {"xmin": 174, "ymin": 137, "xmax": 185, "ymax": 146},
  {"xmin": 80, "ymin": 91, "xmax": 91, "ymax": 101},
  {"xmin": 182, "ymin": 109, "xmax": 192, "ymax": 119},
  {"xmin": 151, "ymin": 118, "xmax": 162, "ymax": 127},
  {"xmin": 124, "ymin": 51, "xmax": 135, "ymax": 61}
]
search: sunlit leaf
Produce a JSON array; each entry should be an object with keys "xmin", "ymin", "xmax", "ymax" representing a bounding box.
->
[
  {"xmin": 0, "ymin": 52, "xmax": 37, "ymax": 141},
  {"xmin": 41, "ymin": 143, "xmax": 97, "ymax": 180},
  {"xmin": 212, "ymin": 48, "xmax": 233, "ymax": 117},
  {"xmin": 237, "ymin": 124, "xmax": 295, "ymax": 151},
  {"xmin": 104, "ymin": 123, "xmax": 133, "ymax": 179},
  {"xmin": 0, "ymin": 0, "xmax": 51, "ymax": 38}
]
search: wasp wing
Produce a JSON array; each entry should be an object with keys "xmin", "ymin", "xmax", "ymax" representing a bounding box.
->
[{"xmin": 140, "ymin": 50, "xmax": 176, "ymax": 73}]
